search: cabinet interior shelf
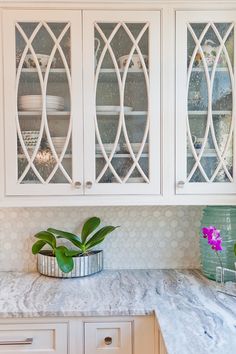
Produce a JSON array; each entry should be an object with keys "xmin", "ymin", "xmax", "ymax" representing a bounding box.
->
[
  {"xmin": 18, "ymin": 153, "xmax": 149, "ymax": 159},
  {"xmin": 98, "ymin": 69, "xmax": 147, "ymax": 82},
  {"xmin": 96, "ymin": 111, "xmax": 147, "ymax": 116},
  {"xmin": 96, "ymin": 153, "xmax": 149, "ymax": 158},
  {"xmin": 19, "ymin": 68, "xmax": 70, "ymax": 82},
  {"xmin": 191, "ymin": 67, "xmax": 229, "ymax": 72},
  {"xmin": 188, "ymin": 110, "xmax": 231, "ymax": 115},
  {"xmin": 20, "ymin": 68, "xmax": 68, "ymax": 73},
  {"xmin": 187, "ymin": 149, "xmax": 232, "ymax": 157},
  {"xmin": 18, "ymin": 111, "xmax": 70, "ymax": 116}
]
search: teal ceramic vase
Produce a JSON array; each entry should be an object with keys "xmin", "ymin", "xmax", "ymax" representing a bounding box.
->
[{"xmin": 200, "ymin": 206, "xmax": 236, "ymax": 280}]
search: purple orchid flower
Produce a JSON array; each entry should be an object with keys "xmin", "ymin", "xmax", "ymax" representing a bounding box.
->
[{"xmin": 201, "ymin": 226, "xmax": 223, "ymax": 252}]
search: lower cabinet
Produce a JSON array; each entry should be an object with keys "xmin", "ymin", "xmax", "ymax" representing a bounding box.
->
[
  {"xmin": 84, "ymin": 322, "xmax": 132, "ymax": 354},
  {"xmin": 0, "ymin": 316, "xmax": 167, "ymax": 354},
  {"xmin": 0, "ymin": 323, "xmax": 67, "ymax": 354}
]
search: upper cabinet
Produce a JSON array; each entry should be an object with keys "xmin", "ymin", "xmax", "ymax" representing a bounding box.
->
[
  {"xmin": 3, "ymin": 10, "xmax": 83, "ymax": 195},
  {"xmin": 1, "ymin": 4, "xmax": 236, "ymax": 205},
  {"xmin": 2, "ymin": 10, "xmax": 161, "ymax": 196},
  {"xmin": 176, "ymin": 11, "xmax": 236, "ymax": 194},
  {"xmin": 83, "ymin": 11, "xmax": 160, "ymax": 195}
]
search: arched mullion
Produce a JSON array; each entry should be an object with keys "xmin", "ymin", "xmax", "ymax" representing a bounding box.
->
[
  {"xmin": 16, "ymin": 23, "xmax": 45, "ymax": 184},
  {"xmin": 187, "ymin": 23, "xmax": 212, "ymax": 182},
  {"xmin": 94, "ymin": 23, "xmax": 123, "ymax": 183},
  {"xmin": 209, "ymin": 23, "xmax": 234, "ymax": 182},
  {"xmin": 42, "ymin": 22, "xmax": 72, "ymax": 183},
  {"xmin": 121, "ymin": 22, "xmax": 150, "ymax": 183}
]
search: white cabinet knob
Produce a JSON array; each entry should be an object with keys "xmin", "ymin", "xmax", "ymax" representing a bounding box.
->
[
  {"xmin": 74, "ymin": 181, "xmax": 82, "ymax": 189},
  {"xmin": 85, "ymin": 181, "xmax": 93, "ymax": 189},
  {"xmin": 177, "ymin": 181, "xmax": 185, "ymax": 188}
]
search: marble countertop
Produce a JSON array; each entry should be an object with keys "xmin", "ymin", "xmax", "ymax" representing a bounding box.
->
[{"xmin": 0, "ymin": 270, "xmax": 236, "ymax": 354}]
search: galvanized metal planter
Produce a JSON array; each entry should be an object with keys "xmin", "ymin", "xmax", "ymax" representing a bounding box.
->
[{"xmin": 37, "ymin": 250, "xmax": 103, "ymax": 278}]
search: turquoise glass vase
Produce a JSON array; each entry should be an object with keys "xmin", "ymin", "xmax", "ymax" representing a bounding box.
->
[{"xmin": 200, "ymin": 206, "xmax": 236, "ymax": 280}]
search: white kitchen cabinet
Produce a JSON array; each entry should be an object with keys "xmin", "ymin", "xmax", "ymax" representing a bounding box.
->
[
  {"xmin": 0, "ymin": 323, "xmax": 68, "ymax": 354},
  {"xmin": 1, "ymin": 1, "xmax": 236, "ymax": 206},
  {"xmin": 176, "ymin": 11, "xmax": 236, "ymax": 195},
  {"xmin": 2, "ymin": 9, "xmax": 160, "ymax": 197},
  {"xmin": 0, "ymin": 315, "xmax": 161, "ymax": 354}
]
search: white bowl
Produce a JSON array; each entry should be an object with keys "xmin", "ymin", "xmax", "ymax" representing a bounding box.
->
[
  {"xmin": 118, "ymin": 54, "xmax": 148, "ymax": 70},
  {"xmin": 24, "ymin": 54, "xmax": 56, "ymax": 69}
]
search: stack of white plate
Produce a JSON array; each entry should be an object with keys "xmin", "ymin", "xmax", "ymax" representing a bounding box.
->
[
  {"xmin": 19, "ymin": 95, "xmax": 64, "ymax": 111},
  {"xmin": 96, "ymin": 143, "xmax": 120, "ymax": 154},
  {"xmin": 51, "ymin": 137, "xmax": 67, "ymax": 153}
]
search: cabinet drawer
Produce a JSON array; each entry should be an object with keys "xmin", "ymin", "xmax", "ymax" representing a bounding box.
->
[
  {"xmin": 0, "ymin": 323, "xmax": 67, "ymax": 354},
  {"xmin": 84, "ymin": 321, "xmax": 132, "ymax": 354}
]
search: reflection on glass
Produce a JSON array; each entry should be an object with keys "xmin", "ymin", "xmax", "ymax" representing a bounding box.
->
[{"xmin": 187, "ymin": 22, "xmax": 234, "ymax": 183}]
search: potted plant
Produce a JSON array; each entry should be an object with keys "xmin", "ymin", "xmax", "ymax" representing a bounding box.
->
[{"xmin": 32, "ymin": 216, "xmax": 118, "ymax": 278}]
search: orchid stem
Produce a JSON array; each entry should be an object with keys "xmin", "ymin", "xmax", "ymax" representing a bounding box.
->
[{"xmin": 216, "ymin": 251, "xmax": 223, "ymax": 270}]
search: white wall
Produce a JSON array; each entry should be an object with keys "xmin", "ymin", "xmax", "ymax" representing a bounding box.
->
[{"xmin": 0, "ymin": 206, "xmax": 203, "ymax": 272}]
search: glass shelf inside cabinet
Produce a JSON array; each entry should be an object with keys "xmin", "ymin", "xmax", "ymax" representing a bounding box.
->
[
  {"xmin": 16, "ymin": 21, "xmax": 73, "ymax": 185},
  {"xmin": 94, "ymin": 22, "xmax": 150, "ymax": 184},
  {"xmin": 186, "ymin": 22, "xmax": 234, "ymax": 183}
]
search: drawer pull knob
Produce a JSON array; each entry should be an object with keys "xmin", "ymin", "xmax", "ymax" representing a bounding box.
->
[
  {"xmin": 0, "ymin": 337, "xmax": 33, "ymax": 345},
  {"xmin": 85, "ymin": 181, "xmax": 93, "ymax": 189},
  {"xmin": 177, "ymin": 180, "xmax": 185, "ymax": 188},
  {"xmin": 104, "ymin": 336, "xmax": 112, "ymax": 345},
  {"xmin": 74, "ymin": 181, "xmax": 82, "ymax": 189}
]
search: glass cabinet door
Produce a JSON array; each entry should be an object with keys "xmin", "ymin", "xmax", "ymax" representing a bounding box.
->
[
  {"xmin": 3, "ymin": 11, "xmax": 83, "ymax": 195},
  {"xmin": 83, "ymin": 11, "xmax": 160, "ymax": 195},
  {"xmin": 176, "ymin": 12, "xmax": 236, "ymax": 194}
]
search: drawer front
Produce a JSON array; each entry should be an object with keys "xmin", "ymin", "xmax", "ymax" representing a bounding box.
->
[
  {"xmin": 85, "ymin": 321, "xmax": 132, "ymax": 354},
  {"xmin": 0, "ymin": 323, "xmax": 67, "ymax": 354}
]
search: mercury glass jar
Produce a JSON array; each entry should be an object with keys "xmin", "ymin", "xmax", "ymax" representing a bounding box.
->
[{"xmin": 200, "ymin": 206, "xmax": 236, "ymax": 280}]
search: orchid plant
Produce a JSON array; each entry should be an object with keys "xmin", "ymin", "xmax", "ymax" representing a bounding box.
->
[{"xmin": 201, "ymin": 226, "xmax": 223, "ymax": 268}]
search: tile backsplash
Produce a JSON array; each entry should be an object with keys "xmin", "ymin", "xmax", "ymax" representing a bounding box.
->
[{"xmin": 0, "ymin": 206, "xmax": 203, "ymax": 272}]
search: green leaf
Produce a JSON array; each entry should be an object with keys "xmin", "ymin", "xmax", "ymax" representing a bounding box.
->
[
  {"xmin": 47, "ymin": 228, "xmax": 82, "ymax": 249},
  {"xmin": 32, "ymin": 240, "xmax": 46, "ymax": 255},
  {"xmin": 64, "ymin": 249, "xmax": 81, "ymax": 257},
  {"xmin": 55, "ymin": 246, "xmax": 74, "ymax": 273},
  {"xmin": 34, "ymin": 231, "xmax": 56, "ymax": 249},
  {"xmin": 85, "ymin": 226, "xmax": 118, "ymax": 249},
  {"xmin": 83, "ymin": 237, "xmax": 106, "ymax": 253},
  {"xmin": 234, "ymin": 243, "xmax": 236, "ymax": 256},
  {"xmin": 81, "ymin": 217, "xmax": 101, "ymax": 244}
]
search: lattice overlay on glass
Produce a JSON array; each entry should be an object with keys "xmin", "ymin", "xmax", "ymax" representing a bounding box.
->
[
  {"xmin": 94, "ymin": 22, "xmax": 149, "ymax": 184},
  {"xmin": 16, "ymin": 22, "xmax": 72, "ymax": 184},
  {"xmin": 187, "ymin": 22, "xmax": 234, "ymax": 183}
]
